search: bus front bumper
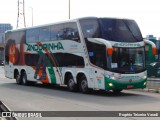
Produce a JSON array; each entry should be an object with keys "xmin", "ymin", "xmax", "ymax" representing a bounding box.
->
[{"xmin": 105, "ymin": 77, "xmax": 147, "ymax": 91}]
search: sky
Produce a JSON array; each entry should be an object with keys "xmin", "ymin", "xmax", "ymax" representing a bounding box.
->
[{"xmin": 0, "ymin": 0, "xmax": 160, "ymax": 38}]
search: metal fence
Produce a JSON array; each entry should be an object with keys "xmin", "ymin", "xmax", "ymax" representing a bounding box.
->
[{"xmin": 147, "ymin": 78, "xmax": 160, "ymax": 90}]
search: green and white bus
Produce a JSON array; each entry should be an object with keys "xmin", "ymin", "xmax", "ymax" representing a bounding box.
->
[{"xmin": 4, "ymin": 17, "xmax": 156, "ymax": 93}]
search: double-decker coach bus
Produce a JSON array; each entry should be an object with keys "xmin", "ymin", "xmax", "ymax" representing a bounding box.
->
[{"xmin": 4, "ymin": 17, "xmax": 156, "ymax": 93}]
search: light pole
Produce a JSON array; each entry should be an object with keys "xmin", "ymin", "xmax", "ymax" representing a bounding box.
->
[
  {"xmin": 69, "ymin": 0, "xmax": 70, "ymax": 19},
  {"xmin": 29, "ymin": 7, "xmax": 33, "ymax": 26}
]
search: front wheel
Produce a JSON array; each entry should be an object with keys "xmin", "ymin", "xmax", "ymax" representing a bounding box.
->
[
  {"xmin": 79, "ymin": 75, "xmax": 89, "ymax": 93},
  {"xmin": 113, "ymin": 89, "xmax": 123, "ymax": 94}
]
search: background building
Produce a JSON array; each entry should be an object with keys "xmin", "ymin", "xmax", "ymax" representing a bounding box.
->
[{"xmin": 0, "ymin": 24, "xmax": 13, "ymax": 61}]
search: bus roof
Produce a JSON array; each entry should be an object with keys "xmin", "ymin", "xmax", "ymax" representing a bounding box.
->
[{"xmin": 5, "ymin": 17, "xmax": 134, "ymax": 33}]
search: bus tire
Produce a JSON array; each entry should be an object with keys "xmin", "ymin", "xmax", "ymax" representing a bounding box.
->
[
  {"xmin": 67, "ymin": 75, "xmax": 77, "ymax": 92},
  {"xmin": 16, "ymin": 73, "xmax": 21, "ymax": 85},
  {"xmin": 22, "ymin": 71, "xmax": 28, "ymax": 85},
  {"xmin": 113, "ymin": 89, "xmax": 123, "ymax": 94},
  {"xmin": 79, "ymin": 75, "xmax": 89, "ymax": 93}
]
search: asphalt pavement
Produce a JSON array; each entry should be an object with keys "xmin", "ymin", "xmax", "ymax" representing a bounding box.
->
[{"xmin": 0, "ymin": 66, "xmax": 160, "ymax": 120}]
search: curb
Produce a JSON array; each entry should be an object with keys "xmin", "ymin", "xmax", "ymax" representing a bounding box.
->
[
  {"xmin": 142, "ymin": 88, "xmax": 160, "ymax": 93},
  {"xmin": 132, "ymin": 88, "xmax": 160, "ymax": 94}
]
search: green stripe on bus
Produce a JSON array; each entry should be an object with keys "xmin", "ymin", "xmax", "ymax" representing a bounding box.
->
[
  {"xmin": 45, "ymin": 54, "xmax": 56, "ymax": 84},
  {"xmin": 37, "ymin": 51, "xmax": 56, "ymax": 84},
  {"xmin": 47, "ymin": 67, "xmax": 56, "ymax": 84}
]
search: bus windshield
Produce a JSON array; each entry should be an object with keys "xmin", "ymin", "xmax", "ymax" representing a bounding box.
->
[
  {"xmin": 79, "ymin": 18, "xmax": 145, "ymax": 73},
  {"xmin": 79, "ymin": 18, "xmax": 143, "ymax": 42},
  {"xmin": 99, "ymin": 18, "xmax": 143, "ymax": 42},
  {"xmin": 110, "ymin": 47, "xmax": 145, "ymax": 73}
]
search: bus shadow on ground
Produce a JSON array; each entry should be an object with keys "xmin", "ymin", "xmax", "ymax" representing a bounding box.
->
[
  {"xmin": 31, "ymin": 83, "xmax": 144, "ymax": 96},
  {"xmin": 0, "ymin": 82, "xmax": 149, "ymax": 97},
  {"xmin": 34, "ymin": 83, "xmax": 134, "ymax": 97},
  {"xmin": 1, "ymin": 82, "xmax": 160, "ymax": 106}
]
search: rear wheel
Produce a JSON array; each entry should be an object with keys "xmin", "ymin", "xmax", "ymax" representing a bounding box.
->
[
  {"xmin": 67, "ymin": 75, "xmax": 77, "ymax": 92},
  {"xmin": 79, "ymin": 75, "xmax": 89, "ymax": 93},
  {"xmin": 16, "ymin": 73, "xmax": 21, "ymax": 85},
  {"xmin": 113, "ymin": 89, "xmax": 123, "ymax": 94},
  {"xmin": 22, "ymin": 71, "xmax": 29, "ymax": 85}
]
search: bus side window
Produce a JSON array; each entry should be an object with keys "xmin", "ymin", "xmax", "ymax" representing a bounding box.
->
[
  {"xmin": 79, "ymin": 19, "xmax": 100, "ymax": 38},
  {"xmin": 63, "ymin": 22, "xmax": 80, "ymax": 42},
  {"xmin": 25, "ymin": 54, "xmax": 39, "ymax": 66},
  {"xmin": 26, "ymin": 28, "xmax": 39, "ymax": 43},
  {"xmin": 49, "ymin": 53, "xmax": 84, "ymax": 67},
  {"xmin": 39, "ymin": 27, "xmax": 50, "ymax": 42},
  {"xmin": 50, "ymin": 24, "xmax": 64, "ymax": 41}
]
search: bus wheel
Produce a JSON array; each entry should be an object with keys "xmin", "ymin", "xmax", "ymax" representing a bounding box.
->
[
  {"xmin": 16, "ymin": 73, "xmax": 21, "ymax": 85},
  {"xmin": 67, "ymin": 75, "xmax": 77, "ymax": 92},
  {"xmin": 22, "ymin": 72, "xmax": 28, "ymax": 85},
  {"xmin": 79, "ymin": 75, "xmax": 89, "ymax": 93},
  {"xmin": 113, "ymin": 89, "xmax": 123, "ymax": 94}
]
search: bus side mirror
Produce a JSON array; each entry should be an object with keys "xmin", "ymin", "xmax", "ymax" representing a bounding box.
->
[
  {"xmin": 144, "ymin": 39, "xmax": 157, "ymax": 55},
  {"xmin": 107, "ymin": 48, "xmax": 113, "ymax": 56}
]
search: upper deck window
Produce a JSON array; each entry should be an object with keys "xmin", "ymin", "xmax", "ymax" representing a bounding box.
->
[
  {"xmin": 39, "ymin": 27, "xmax": 50, "ymax": 42},
  {"xmin": 26, "ymin": 28, "xmax": 39, "ymax": 43},
  {"xmin": 63, "ymin": 22, "xmax": 80, "ymax": 42},
  {"xmin": 99, "ymin": 18, "xmax": 143, "ymax": 42},
  {"xmin": 50, "ymin": 24, "xmax": 64, "ymax": 40},
  {"xmin": 79, "ymin": 19, "xmax": 100, "ymax": 38},
  {"xmin": 50, "ymin": 22, "xmax": 80, "ymax": 42},
  {"xmin": 79, "ymin": 18, "xmax": 143, "ymax": 42}
]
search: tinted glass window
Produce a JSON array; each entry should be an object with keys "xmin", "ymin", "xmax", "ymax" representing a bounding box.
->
[
  {"xmin": 63, "ymin": 22, "xmax": 80, "ymax": 42},
  {"xmin": 50, "ymin": 24, "xmax": 64, "ymax": 40},
  {"xmin": 86, "ymin": 40, "xmax": 107, "ymax": 69},
  {"xmin": 110, "ymin": 47, "xmax": 145, "ymax": 73},
  {"xmin": 123, "ymin": 20, "xmax": 142, "ymax": 41},
  {"xmin": 26, "ymin": 53, "xmax": 84, "ymax": 67},
  {"xmin": 39, "ymin": 27, "xmax": 50, "ymax": 42},
  {"xmin": 50, "ymin": 53, "xmax": 84, "ymax": 67},
  {"xmin": 25, "ymin": 54, "xmax": 39, "ymax": 66},
  {"xmin": 26, "ymin": 28, "xmax": 39, "ymax": 43},
  {"xmin": 79, "ymin": 19, "xmax": 100, "ymax": 38},
  {"xmin": 99, "ymin": 18, "xmax": 143, "ymax": 42}
]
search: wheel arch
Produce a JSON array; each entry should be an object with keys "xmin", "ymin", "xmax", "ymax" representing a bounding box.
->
[
  {"xmin": 14, "ymin": 69, "xmax": 19, "ymax": 79},
  {"xmin": 20, "ymin": 69, "xmax": 26, "ymax": 78},
  {"xmin": 76, "ymin": 72, "xmax": 87, "ymax": 85},
  {"xmin": 64, "ymin": 71, "xmax": 74, "ymax": 85}
]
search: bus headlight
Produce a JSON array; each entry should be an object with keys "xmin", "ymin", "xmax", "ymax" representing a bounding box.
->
[
  {"xmin": 110, "ymin": 76, "xmax": 115, "ymax": 80},
  {"xmin": 144, "ymin": 82, "xmax": 147, "ymax": 86},
  {"xmin": 143, "ymin": 75, "xmax": 147, "ymax": 79},
  {"xmin": 108, "ymin": 83, "xmax": 114, "ymax": 87}
]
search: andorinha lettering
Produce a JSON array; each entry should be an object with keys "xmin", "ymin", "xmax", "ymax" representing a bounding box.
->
[
  {"xmin": 27, "ymin": 42, "xmax": 64, "ymax": 51},
  {"xmin": 114, "ymin": 43, "xmax": 141, "ymax": 47},
  {"xmin": 121, "ymin": 76, "xmax": 139, "ymax": 79}
]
